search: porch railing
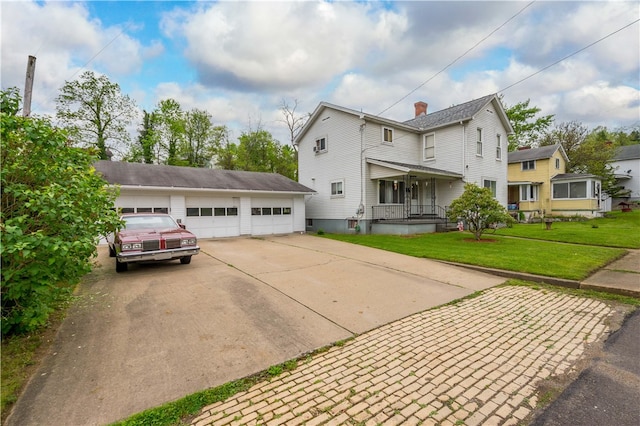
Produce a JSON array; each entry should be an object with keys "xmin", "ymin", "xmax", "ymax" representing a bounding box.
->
[{"xmin": 371, "ymin": 204, "xmax": 448, "ymax": 221}]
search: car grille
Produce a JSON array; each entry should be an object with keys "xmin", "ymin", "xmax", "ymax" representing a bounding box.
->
[
  {"xmin": 142, "ymin": 240, "xmax": 160, "ymax": 251},
  {"xmin": 165, "ymin": 238, "xmax": 181, "ymax": 249}
]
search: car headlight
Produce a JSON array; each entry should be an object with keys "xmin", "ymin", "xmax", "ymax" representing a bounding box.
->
[
  {"xmin": 122, "ymin": 243, "xmax": 142, "ymax": 251},
  {"xmin": 181, "ymin": 238, "xmax": 196, "ymax": 246}
]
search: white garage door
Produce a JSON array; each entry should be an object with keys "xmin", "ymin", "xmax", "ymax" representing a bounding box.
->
[
  {"xmin": 116, "ymin": 195, "xmax": 171, "ymax": 214},
  {"xmin": 250, "ymin": 198, "xmax": 294, "ymax": 235},
  {"xmin": 185, "ymin": 197, "xmax": 240, "ymax": 238}
]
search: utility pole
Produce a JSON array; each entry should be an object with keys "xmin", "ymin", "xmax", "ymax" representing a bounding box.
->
[{"xmin": 23, "ymin": 55, "xmax": 36, "ymax": 117}]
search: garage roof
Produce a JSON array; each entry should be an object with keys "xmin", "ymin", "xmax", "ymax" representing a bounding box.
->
[{"xmin": 94, "ymin": 161, "xmax": 315, "ymax": 194}]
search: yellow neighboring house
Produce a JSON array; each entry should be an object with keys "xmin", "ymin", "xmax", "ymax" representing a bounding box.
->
[{"xmin": 507, "ymin": 144, "xmax": 604, "ymax": 220}]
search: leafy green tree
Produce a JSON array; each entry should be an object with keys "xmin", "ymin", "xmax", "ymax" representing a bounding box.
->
[
  {"xmin": 1, "ymin": 89, "xmax": 122, "ymax": 336},
  {"xmin": 236, "ymin": 129, "xmax": 280, "ymax": 173},
  {"xmin": 55, "ymin": 71, "xmax": 137, "ymax": 160},
  {"xmin": 502, "ymin": 97, "xmax": 554, "ymax": 151},
  {"xmin": 448, "ymin": 183, "xmax": 515, "ymax": 241},
  {"xmin": 155, "ymin": 99, "xmax": 185, "ymax": 165},
  {"xmin": 539, "ymin": 121, "xmax": 589, "ymax": 172},
  {"xmin": 182, "ymin": 109, "xmax": 228, "ymax": 168}
]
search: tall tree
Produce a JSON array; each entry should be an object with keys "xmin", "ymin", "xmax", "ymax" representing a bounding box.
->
[
  {"xmin": 56, "ymin": 71, "xmax": 137, "ymax": 160},
  {"xmin": 155, "ymin": 99, "xmax": 185, "ymax": 165},
  {"xmin": 279, "ymin": 98, "xmax": 308, "ymax": 180},
  {"xmin": 539, "ymin": 121, "xmax": 589, "ymax": 172},
  {"xmin": 502, "ymin": 97, "xmax": 554, "ymax": 151},
  {"xmin": 127, "ymin": 110, "xmax": 159, "ymax": 164},
  {"xmin": 236, "ymin": 129, "xmax": 279, "ymax": 173},
  {"xmin": 182, "ymin": 109, "xmax": 221, "ymax": 168}
]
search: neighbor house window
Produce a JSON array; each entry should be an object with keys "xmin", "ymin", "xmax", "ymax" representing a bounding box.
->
[
  {"xmin": 315, "ymin": 136, "xmax": 327, "ymax": 153},
  {"xmin": 553, "ymin": 181, "xmax": 588, "ymax": 199},
  {"xmin": 423, "ymin": 133, "xmax": 435, "ymax": 160},
  {"xmin": 555, "ymin": 158, "xmax": 561, "ymax": 169},
  {"xmin": 379, "ymin": 180, "xmax": 405, "ymax": 204},
  {"xmin": 476, "ymin": 128, "xmax": 483, "ymax": 156},
  {"xmin": 383, "ymin": 127, "xmax": 393, "ymax": 144},
  {"xmin": 522, "ymin": 160, "xmax": 535, "ymax": 171},
  {"xmin": 520, "ymin": 184, "xmax": 537, "ymax": 201},
  {"xmin": 331, "ymin": 179, "xmax": 344, "ymax": 197},
  {"xmin": 483, "ymin": 179, "xmax": 497, "ymax": 197},
  {"xmin": 496, "ymin": 134, "xmax": 502, "ymax": 160}
]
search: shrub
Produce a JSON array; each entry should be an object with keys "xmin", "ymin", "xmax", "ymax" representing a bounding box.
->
[{"xmin": 1, "ymin": 89, "xmax": 122, "ymax": 336}]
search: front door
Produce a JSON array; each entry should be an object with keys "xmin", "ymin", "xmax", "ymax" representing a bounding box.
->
[{"xmin": 410, "ymin": 182, "xmax": 420, "ymax": 215}]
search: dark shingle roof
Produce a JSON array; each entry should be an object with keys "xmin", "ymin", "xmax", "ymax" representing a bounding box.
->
[
  {"xmin": 94, "ymin": 161, "xmax": 314, "ymax": 193},
  {"xmin": 612, "ymin": 144, "xmax": 640, "ymax": 161},
  {"xmin": 552, "ymin": 173, "xmax": 599, "ymax": 180},
  {"xmin": 508, "ymin": 145, "xmax": 561, "ymax": 163},
  {"xmin": 403, "ymin": 94, "xmax": 497, "ymax": 129}
]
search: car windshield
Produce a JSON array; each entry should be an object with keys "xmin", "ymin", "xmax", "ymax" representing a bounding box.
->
[{"xmin": 123, "ymin": 215, "xmax": 178, "ymax": 230}]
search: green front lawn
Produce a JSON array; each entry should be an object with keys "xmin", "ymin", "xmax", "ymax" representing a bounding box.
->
[
  {"xmin": 321, "ymin": 232, "xmax": 626, "ymax": 281},
  {"xmin": 494, "ymin": 210, "xmax": 640, "ymax": 248}
]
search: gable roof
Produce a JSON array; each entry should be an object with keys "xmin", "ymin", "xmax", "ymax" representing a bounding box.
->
[
  {"xmin": 367, "ymin": 158, "xmax": 463, "ymax": 178},
  {"xmin": 508, "ymin": 144, "xmax": 568, "ymax": 164},
  {"xmin": 612, "ymin": 144, "xmax": 640, "ymax": 161},
  {"xmin": 295, "ymin": 94, "xmax": 513, "ymax": 144},
  {"xmin": 94, "ymin": 161, "xmax": 314, "ymax": 194},
  {"xmin": 404, "ymin": 94, "xmax": 507, "ymax": 130}
]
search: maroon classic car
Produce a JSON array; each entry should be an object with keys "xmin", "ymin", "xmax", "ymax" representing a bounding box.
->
[{"xmin": 109, "ymin": 213, "xmax": 200, "ymax": 272}]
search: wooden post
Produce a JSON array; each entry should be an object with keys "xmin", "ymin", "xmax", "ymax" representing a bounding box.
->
[{"xmin": 23, "ymin": 55, "xmax": 36, "ymax": 117}]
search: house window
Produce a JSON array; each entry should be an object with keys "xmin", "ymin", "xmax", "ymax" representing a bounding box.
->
[
  {"xmin": 522, "ymin": 160, "xmax": 535, "ymax": 171},
  {"xmin": 347, "ymin": 219, "xmax": 358, "ymax": 229},
  {"xmin": 186, "ymin": 208, "xmax": 200, "ymax": 216},
  {"xmin": 154, "ymin": 207, "xmax": 169, "ymax": 213},
  {"xmin": 483, "ymin": 179, "xmax": 497, "ymax": 197},
  {"xmin": 423, "ymin": 133, "xmax": 435, "ymax": 160},
  {"xmin": 227, "ymin": 207, "xmax": 238, "ymax": 216},
  {"xmin": 137, "ymin": 207, "xmax": 153, "ymax": 213},
  {"xmin": 273, "ymin": 207, "xmax": 282, "ymax": 215},
  {"xmin": 553, "ymin": 181, "xmax": 588, "ymax": 199},
  {"xmin": 251, "ymin": 207, "xmax": 261, "ymax": 215},
  {"xmin": 496, "ymin": 134, "xmax": 502, "ymax": 160},
  {"xmin": 262, "ymin": 208, "xmax": 272, "ymax": 215},
  {"xmin": 120, "ymin": 207, "xmax": 135, "ymax": 214},
  {"xmin": 383, "ymin": 127, "xmax": 393, "ymax": 144},
  {"xmin": 314, "ymin": 136, "xmax": 327, "ymax": 153},
  {"xmin": 200, "ymin": 207, "xmax": 213, "ymax": 216},
  {"xmin": 555, "ymin": 158, "xmax": 560, "ymax": 169},
  {"xmin": 331, "ymin": 179, "xmax": 344, "ymax": 197},
  {"xmin": 476, "ymin": 128, "xmax": 483, "ymax": 156},
  {"xmin": 520, "ymin": 185, "xmax": 537, "ymax": 201},
  {"xmin": 214, "ymin": 207, "xmax": 226, "ymax": 216},
  {"xmin": 283, "ymin": 207, "xmax": 291, "ymax": 215},
  {"xmin": 379, "ymin": 180, "xmax": 405, "ymax": 204}
]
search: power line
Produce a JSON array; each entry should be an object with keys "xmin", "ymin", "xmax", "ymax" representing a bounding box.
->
[
  {"xmin": 378, "ymin": 1, "xmax": 536, "ymax": 116},
  {"xmin": 499, "ymin": 18, "xmax": 640, "ymax": 93}
]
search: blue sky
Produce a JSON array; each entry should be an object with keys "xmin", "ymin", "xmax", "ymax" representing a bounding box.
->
[{"xmin": 2, "ymin": 1, "xmax": 639, "ymax": 152}]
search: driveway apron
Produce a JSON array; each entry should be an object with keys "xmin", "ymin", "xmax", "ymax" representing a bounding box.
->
[{"xmin": 6, "ymin": 234, "xmax": 504, "ymax": 426}]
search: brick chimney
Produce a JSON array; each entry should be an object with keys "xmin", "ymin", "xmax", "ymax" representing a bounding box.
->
[{"xmin": 414, "ymin": 101, "xmax": 428, "ymax": 117}]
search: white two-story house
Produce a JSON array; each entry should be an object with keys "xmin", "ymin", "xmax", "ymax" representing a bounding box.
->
[{"xmin": 295, "ymin": 93, "xmax": 513, "ymax": 234}]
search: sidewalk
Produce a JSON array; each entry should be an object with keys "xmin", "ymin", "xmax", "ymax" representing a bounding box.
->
[{"xmin": 191, "ymin": 285, "xmax": 630, "ymax": 426}]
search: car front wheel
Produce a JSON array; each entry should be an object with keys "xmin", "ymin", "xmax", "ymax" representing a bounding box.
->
[
  {"xmin": 108, "ymin": 245, "xmax": 116, "ymax": 257},
  {"xmin": 116, "ymin": 259, "xmax": 128, "ymax": 273},
  {"xmin": 180, "ymin": 256, "xmax": 192, "ymax": 264}
]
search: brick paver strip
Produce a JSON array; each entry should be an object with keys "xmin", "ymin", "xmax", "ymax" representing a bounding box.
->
[{"xmin": 191, "ymin": 286, "xmax": 616, "ymax": 425}]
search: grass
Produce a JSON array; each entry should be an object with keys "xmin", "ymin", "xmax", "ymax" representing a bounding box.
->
[
  {"xmin": 494, "ymin": 210, "xmax": 640, "ymax": 248},
  {"xmin": 321, "ymin": 231, "xmax": 625, "ymax": 281}
]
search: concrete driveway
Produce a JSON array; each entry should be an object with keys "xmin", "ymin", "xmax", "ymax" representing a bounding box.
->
[{"xmin": 6, "ymin": 234, "xmax": 505, "ymax": 426}]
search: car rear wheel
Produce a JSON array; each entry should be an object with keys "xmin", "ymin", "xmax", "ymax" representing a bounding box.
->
[
  {"xmin": 116, "ymin": 260, "xmax": 128, "ymax": 273},
  {"xmin": 180, "ymin": 256, "xmax": 192, "ymax": 264}
]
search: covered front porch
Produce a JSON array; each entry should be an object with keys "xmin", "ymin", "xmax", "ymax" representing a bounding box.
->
[{"xmin": 366, "ymin": 159, "xmax": 463, "ymax": 233}]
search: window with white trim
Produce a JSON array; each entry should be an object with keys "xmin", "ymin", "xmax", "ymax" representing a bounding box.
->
[
  {"xmin": 423, "ymin": 133, "xmax": 435, "ymax": 160},
  {"xmin": 520, "ymin": 184, "xmax": 538, "ymax": 201},
  {"xmin": 314, "ymin": 136, "xmax": 327, "ymax": 153},
  {"xmin": 476, "ymin": 128, "xmax": 483, "ymax": 156},
  {"xmin": 382, "ymin": 127, "xmax": 393, "ymax": 144},
  {"xmin": 522, "ymin": 160, "xmax": 535, "ymax": 171},
  {"xmin": 483, "ymin": 179, "xmax": 497, "ymax": 197},
  {"xmin": 331, "ymin": 179, "xmax": 344, "ymax": 197},
  {"xmin": 496, "ymin": 134, "xmax": 502, "ymax": 160},
  {"xmin": 553, "ymin": 181, "xmax": 588, "ymax": 199}
]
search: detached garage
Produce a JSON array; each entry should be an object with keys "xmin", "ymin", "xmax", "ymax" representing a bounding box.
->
[{"xmin": 94, "ymin": 161, "xmax": 314, "ymax": 239}]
